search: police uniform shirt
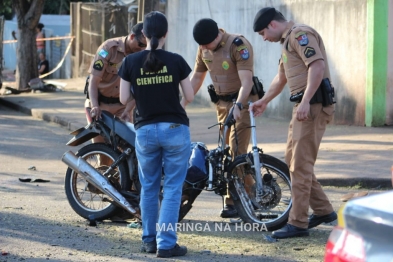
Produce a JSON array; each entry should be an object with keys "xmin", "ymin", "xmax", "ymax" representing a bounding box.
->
[
  {"xmin": 194, "ymin": 29, "xmax": 254, "ymax": 95},
  {"xmin": 88, "ymin": 36, "xmax": 127, "ymax": 98},
  {"xmin": 279, "ymin": 21, "xmax": 331, "ymax": 95}
]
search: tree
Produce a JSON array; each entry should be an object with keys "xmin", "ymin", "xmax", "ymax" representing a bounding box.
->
[{"xmin": 13, "ymin": 0, "xmax": 44, "ymax": 90}]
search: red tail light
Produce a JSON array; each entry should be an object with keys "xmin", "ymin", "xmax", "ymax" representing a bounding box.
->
[{"xmin": 324, "ymin": 226, "xmax": 366, "ymax": 262}]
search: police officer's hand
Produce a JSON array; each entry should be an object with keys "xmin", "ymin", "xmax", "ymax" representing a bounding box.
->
[
  {"xmin": 90, "ymin": 106, "xmax": 102, "ymax": 121},
  {"xmin": 296, "ymin": 101, "xmax": 310, "ymax": 121},
  {"xmin": 249, "ymin": 99, "xmax": 267, "ymax": 117},
  {"xmin": 233, "ymin": 106, "xmax": 241, "ymax": 121},
  {"xmin": 120, "ymin": 111, "xmax": 131, "ymax": 123}
]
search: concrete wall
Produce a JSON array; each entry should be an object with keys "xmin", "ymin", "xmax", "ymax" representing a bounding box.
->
[{"xmin": 166, "ymin": 0, "xmax": 379, "ymax": 126}]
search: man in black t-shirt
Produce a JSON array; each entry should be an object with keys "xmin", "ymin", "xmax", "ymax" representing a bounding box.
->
[{"xmin": 38, "ymin": 53, "xmax": 49, "ymax": 77}]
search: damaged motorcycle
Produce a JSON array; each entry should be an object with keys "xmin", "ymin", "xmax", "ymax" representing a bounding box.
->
[{"xmin": 62, "ymin": 103, "xmax": 292, "ymax": 231}]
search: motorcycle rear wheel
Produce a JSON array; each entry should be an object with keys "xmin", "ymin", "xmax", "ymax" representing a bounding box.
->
[
  {"xmin": 228, "ymin": 153, "xmax": 291, "ymax": 231},
  {"xmin": 65, "ymin": 143, "xmax": 131, "ymax": 220}
]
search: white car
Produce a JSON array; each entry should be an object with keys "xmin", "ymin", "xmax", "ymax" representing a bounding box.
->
[{"xmin": 324, "ymin": 190, "xmax": 393, "ymax": 262}]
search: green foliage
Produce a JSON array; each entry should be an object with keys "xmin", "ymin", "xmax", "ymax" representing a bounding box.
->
[{"xmin": 0, "ymin": 0, "xmax": 14, "ymax": 20}]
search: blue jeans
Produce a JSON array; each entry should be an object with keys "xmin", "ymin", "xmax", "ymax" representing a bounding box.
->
[{"xmin": 135, "ymin": 123, "xmax": 190, "ymax": 250}]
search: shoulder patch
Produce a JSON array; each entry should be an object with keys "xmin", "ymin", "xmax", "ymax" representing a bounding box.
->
[
  {"xmin": 296, "ymin": 33, "xmax": 309, "ymax": 46},
  {"xmin": 233, "ymin": 37, "xmax": 244, "ymax": 46},
  {"xmin": 304, "ymin": 47, "xmax": 316, "ymax": 58},
  {"xmin": 98, "ymin": 49, "xmax": 109, "ymax": 58},
  {"xmin": 93, "ymin": 59, "xmax": 104, "ymax": 71},
  {"xmin": 239, "ymin": 48, "xmax": 249, "ymax": 60}
]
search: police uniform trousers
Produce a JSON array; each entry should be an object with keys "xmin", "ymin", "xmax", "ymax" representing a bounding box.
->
[
  {"xmin": 216, "ymin": 95, "xmax": 258, "ymax": 204},
  {"xmin": 285, "ymin": 103, "xmax": 334, "ymax": 229},
  {"xmin": 216, "ymin": 97, "xmax": 256, "ymax": 156}
]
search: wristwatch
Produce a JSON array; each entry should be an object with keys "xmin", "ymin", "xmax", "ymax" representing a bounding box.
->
[{"xmin": 235, "ymin": 102, "xmax": 243, "ymax": 110}]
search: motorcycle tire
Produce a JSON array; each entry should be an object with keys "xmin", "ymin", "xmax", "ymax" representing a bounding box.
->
[
  {"xmin": 228, "ymin": 153, "xmax": 291, "ymax": 231},
  {"xmin": 65, "ymin": 143, "xmax": 131, "ymax": 220}
]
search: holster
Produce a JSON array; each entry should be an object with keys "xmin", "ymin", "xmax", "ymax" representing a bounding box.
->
[
  {"xmin": 207, "ymin": 84, "xmax": 219, "ymax": 104},
  {"xmin": 289, "ymin": 78, "xmax": 335, "ymax": 107},
  {"xmin": 320, "ymin": 78, "xmax": 336, "ymax": 106},
  {"xmin": 252, "ymin": 76, "xmax": 265, "ymax": 99}
]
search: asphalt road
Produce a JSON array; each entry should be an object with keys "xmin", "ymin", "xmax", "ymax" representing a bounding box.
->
[{"xmin": 0, "ymin": 105, "xmax": 390, "ymax": 262}]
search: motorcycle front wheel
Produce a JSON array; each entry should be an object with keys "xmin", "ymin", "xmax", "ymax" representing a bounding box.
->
[
  {"xmin": 228, "ymin": 153, "xmax": 291, "ymax": 231},
  {"xmin": 65, "ymin": 143, "xmax": 131, "ymax": 220}
]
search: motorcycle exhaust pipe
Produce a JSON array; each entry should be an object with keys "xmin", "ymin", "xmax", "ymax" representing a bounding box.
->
[{"xmin": 61, "ymin": 151, "xmax": 139, "ymax": 217}]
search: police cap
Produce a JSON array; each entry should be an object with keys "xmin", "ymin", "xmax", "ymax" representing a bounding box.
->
[
  {"xmin": 253, "ymin": 7, "xmax": 277, "ymax": 32},
  {"xmin": 193, "ymin": 18, "xmax": 219, "ymax": 45}
]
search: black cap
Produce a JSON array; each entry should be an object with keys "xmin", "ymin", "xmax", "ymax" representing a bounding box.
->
[
  {"xmin": 193, "ymin": 18, "xmax": 219, "ymax": 45},
  {"xmin": 131, "ymin": 22, "xmax": 144, "ymax": 38},
  {"xmin": 253, "ymin": 7, "xmax": 276, "ymax": 32}
]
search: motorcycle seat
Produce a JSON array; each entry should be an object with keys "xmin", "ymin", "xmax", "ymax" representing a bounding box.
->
[{"xmin": 101, "ymin": 111, "xmax": 136, "ymax": 147}]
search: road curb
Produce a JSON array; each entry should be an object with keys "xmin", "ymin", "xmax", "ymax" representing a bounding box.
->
[
  {"xmin": 318, "ymin": 178, "xmax": 391, "ymax": 189},
  {"xmin": 0, "ymin": 96, "xmax": 32, "ymax": 115},
  {"xmin": 0, "ymin": 97, "xmax": 81, "ymax": 132}
]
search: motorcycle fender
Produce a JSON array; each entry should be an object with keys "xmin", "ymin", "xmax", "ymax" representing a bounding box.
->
[
  {"xmin": 69, "ymin": 126, "xmax": 88, "ymax": 136},
  {"xmin": 66, "ymin": 126, "xmax": 100, "ymax": 146}
]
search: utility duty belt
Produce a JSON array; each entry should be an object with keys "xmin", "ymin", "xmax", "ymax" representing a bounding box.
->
[
  {"xmin": 98, "ymin": 94, "xmax": 121, "ymax": 104},
  {"xmin": 217, "ymin": 92, "xmax": 239, "ymax": 102},
  {"xmin": 207, "ymin": 85, "xmax": 237, "ymax": 103},
  {"xmin": 84, "ymin": 75, "xmax": 121, "ymax": 104},
  {"xmin": 207, "ymin": 76, "xmax": 265, "ymax": 104},
  {"xmin": 289, "ymin": 78, "xmax": 336, "ymax": 107}
]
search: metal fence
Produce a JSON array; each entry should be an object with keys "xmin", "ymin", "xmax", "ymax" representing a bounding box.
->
[
  {"xmin": 71, "ymin": 0, "xmax": 167, "ymax": 78},
  {"xmin": 71, "ymin": 2, "xmax": 133, "ymax": 77}
]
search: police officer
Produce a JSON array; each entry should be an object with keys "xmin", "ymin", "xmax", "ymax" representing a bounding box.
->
[
  {"xmin": 250, "ymin": 7, "xmax": 337, "ymax": 238},
  {"xmin": 181, "ymin": 18, "xmax": 258, "ymax": 218},
  {"xmin": 87, "ymin": 22, "xmax": 146, "ymax": 129}
]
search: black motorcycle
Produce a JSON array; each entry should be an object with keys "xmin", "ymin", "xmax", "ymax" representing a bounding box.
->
[{"xmin": 62, "ymin": 104, "xmax": 292, "ymax": 231}]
